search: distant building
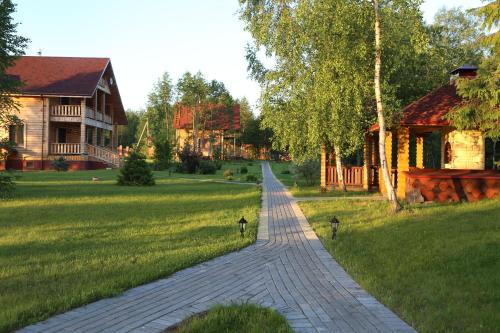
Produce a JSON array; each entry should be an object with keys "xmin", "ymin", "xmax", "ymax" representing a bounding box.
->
[
  {"xmin": 1, "ymin": 56, "xmax": 127, "ymax": 170},
  {"xmin": 321, "ymin": 65, "xmax": 499, "ymax": 202},
  {"xmin": 173, "ymin": 103, "xmax": 241, "ymax": 159}
]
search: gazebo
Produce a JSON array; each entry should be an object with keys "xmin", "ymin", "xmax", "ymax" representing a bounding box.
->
[{"xmin": 321, "ymin": 65, "xmax": 499, "ymax": 202}]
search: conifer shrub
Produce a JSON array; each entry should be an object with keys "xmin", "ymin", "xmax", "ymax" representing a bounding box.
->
[
  {"xmin": 177, "ymin": 144, "xmax": 201, "ymax": 174},
  {"xmin": 244, "ymin": 174, "xmax": 258, "ymax": 182},
  {"xmin": 51, "ymin": 156, "xmax": 69, "ymax": 171},
  {"xmin": 198, "ymin": 160, "xmax": 217, "ymax": 174},
  {"xmin": 117, "ymin": 151, "xmax": 155, "ymax": 186},
  {"xmin": 0, "ymin": 172, "xmax": 15, "ymax": 199},
  {"xmin": 240, "ymin": 166, "xmax": 248, "ymax": 174}
]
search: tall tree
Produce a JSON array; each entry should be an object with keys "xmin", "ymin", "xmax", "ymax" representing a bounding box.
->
[
  {"xmin": 373, "ymin": 0, "xmax": 401, "ymax": 211},
  {"xmin": 176, "ymin": 72, "xmax": 209, "ymax": 152},
  {"xmin": 446, "ymin": 1, "xmax": 499, "ymax": 166},
  {"xmin": 145, "ymin": 72, "xmax": 173, "ymax": 140},
  {"xmin": 0, "ymin": 0, "xmax": 29, "ymax": 127}
]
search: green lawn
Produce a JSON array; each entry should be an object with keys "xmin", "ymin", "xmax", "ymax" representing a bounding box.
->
[
  {"xmin": 299, "ymin": 198, "xmax": 500, "ymax": 333},
  {"xmin": 0, "ymin": 170, "xmax": 261, "ymax": 333},
  {"xmin": 171, "ymin": 160, "xmax": 262, "ymax": 183},
  {"xmin": 167, "ymin": 304, "xmax": 292, "ymax": 333},
  {"xmin": 269, "ymin": 161, "xmax": 375, "ymax": 197}
]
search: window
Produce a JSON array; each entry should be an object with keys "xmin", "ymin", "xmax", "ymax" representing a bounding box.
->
[
  {"xmin": 8, "ymin": 124, "xmax": 25, "ymax": 146},
  {"xmin": 96, "ymin": 128, "xmax": 102, "ymax": 146},
  {"xmin": 444, "ymin": 142, "xmax": 452, "ymax": 164},
  {"xmin": 86, "ymin": 127, "xmax": 94, "ymax": 144},
  {"xmin": 61, "ymin": 97, "xmax": 70, "ymax": 105},
  {"xmin": 57, "ymin": 128, "xmax": 67, "ymax": 143}
]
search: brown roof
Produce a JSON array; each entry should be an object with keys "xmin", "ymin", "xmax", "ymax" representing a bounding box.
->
[
  {"xmin": 7, "ymin": 56, "xmax": 109, "ymax": 96},
  {"xmin": 173, "ymin": 104, "xmax": 241, "ymax": 131},
  {"xmin": 370, "ymin": 84, "xmax": 461, "ymax": 131},
  {"xmin": 6, "ymin": 56, "xmax": 127, "ymax": 125}
]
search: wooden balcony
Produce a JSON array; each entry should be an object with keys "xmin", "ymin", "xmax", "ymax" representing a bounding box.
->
[
  {"xmin": 50, "ymin": 105, "xmax": 81, "ymax": 117},
  {"xmin": 104, "ymin": 114, "xmax": 112, "ymax": 124},
  {"xmin": 50, "ymin": 143, "xmax": 81, "ymax": 155}
]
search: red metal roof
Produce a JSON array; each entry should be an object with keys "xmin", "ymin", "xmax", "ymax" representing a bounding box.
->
[
  {"xmin": 173, "ymin": 104, "xmax": 241, "ymax": 131},
  {"xmin": 6, "ymin": 56, "xmax": 110, "ymax": 96},
  {"xmin": 370, "ymin": 84, "xmax": 461, "ymax": 131}
]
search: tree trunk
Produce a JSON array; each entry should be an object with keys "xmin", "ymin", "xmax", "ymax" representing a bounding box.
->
[
  {"xmin": 193, "ymin": 111, "xmax": 198, "ymax": 152},
  {"xmin": 334, "ymin": 145, "xmax": 347, "ymax": 192},
  {"xmin": 373, "ymin": 0, "xmax": 402, "ymax": 211}
]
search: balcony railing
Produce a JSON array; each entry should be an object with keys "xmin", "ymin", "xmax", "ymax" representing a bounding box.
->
[
  {"xmin": 104, "ymin": 114, "xmax": 112, "ymax": 124},
  {"xmin": 95, "ymin": 111, "xmax": 103, "ymax": 121},
  {"xmin": 50, "ymin": 143, "xmax": 81, "ymax": 155},
  {"xmin": 50, "ymin": 105, "xmax": 81, "ymax": 117}
]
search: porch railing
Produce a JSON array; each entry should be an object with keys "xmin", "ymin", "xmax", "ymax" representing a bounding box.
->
[
  {"xmin": 326, "ymin": 166, "xmax": 364, "ymax": 186},
  {"xmin": 50, "ymin": 105, "xmax": 81, "ymax": 117},
  {"xmin": 87, "ymin": 144, "xmax": 121, "ymax": 167},
  {"xmin": 104, "ymin": 114, "xmax": 112, "ymax": 124},
  {"xmin": 95, "ymin": 111, "xmax": 104, "ymax": 121},
  {"xmin": 50, "ymin": 143, "xmax": 81, "ymax": 155}
]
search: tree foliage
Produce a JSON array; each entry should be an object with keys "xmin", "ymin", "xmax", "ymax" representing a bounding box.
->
[
  {"xmin": 0, "ymin": 0, "xmax": 29, "ymax": 128},
  {"xmin": 117, "ymin": 151, "xmax": 155, "ymax": 186},
  {"xmin": 144, "ymin": 72, "xmax": 174, "ymax": 140},
  {"xmin": 118, "ymin": 110, "xmax": 142, "ymax": 147},
  {"xmin": 446, "ymin": 1, "xmax": 499, "ymax": 143}
]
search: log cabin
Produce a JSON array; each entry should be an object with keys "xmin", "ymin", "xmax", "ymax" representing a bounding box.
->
[
  {"xmin": 321, "ymin": 65, "xmax": 499, "ymax": 203},
  {"xmin": 173, "ymin": 103, "xmax": 242, "ymax": 159},
  {"xmin": 1, "ymin": 56, "xmax": 127, "ymax": 170}
]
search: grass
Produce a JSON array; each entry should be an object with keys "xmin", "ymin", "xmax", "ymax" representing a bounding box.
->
[
  {"xmin": 171, "ymin": 160, "xmax": 262, "ymax": 183},
  {"xmin": 0, "ymin": 169, "xmax": 261, "ymax": 333},
  {"xmin": 166, "ymin": 303, "xmax": 292, "ymax": 333},
  {"xmin": 299, "ymin": 198, "xmax": 500, "ymax": 333},
  {"xmin": 268, "ymin": 161, "xmax": 375, "ymax": 197}
]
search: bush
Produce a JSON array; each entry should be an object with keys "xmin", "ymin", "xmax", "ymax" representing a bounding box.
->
[
  {"xmin": 281, "ymin": 169, "xmax": 291, "ymax": 174},
  {"xmin": 244, "ymin": 174, "xmax": 258, "ymax": 182},
  {"xmin": 177, "ymin": 144, "xmax": 201, "ymax": 174},
  {"xmin": 247, "ymin": 162, "xmax": 253, "ymax": 166},
  {"xmin": 293, "ymin": 159, "xmax": 319, "ymax": 186},
  {"xmin": 213, "ymin": 147, "xmax": 222, "ymax": 161},
  {"xmin": 51, "ymin": 156, "xmax": 69, "ymax": 171},
  {"xmin": 198, "ymin": 160, "xmax": 217, "ymax": 174},
  {"xmin": 240, "ymin": 166, "xmax": 248, "ymax": 174},
  {"xmin": 223, "ymin": 169, "xmax": 234, "ymax": 179},
  {"xmin": 0, "ymin": 172, "xmax": 15, "ymax": 199},
  {"xmin": 214, "ymin": 160, "xmax": 223, "ymax": 170},
  {"xmin": 117, "ymin": 151, "xmax": 155, "ymax": 186},
  {"xmin": 153, "ymin": 134, "xmax": 173, "ymax": 170}
]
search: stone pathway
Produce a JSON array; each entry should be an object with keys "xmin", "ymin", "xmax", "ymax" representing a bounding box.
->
[{"xmin": 20, "ymin": 162, "xmax": 415, "ymax": 333}]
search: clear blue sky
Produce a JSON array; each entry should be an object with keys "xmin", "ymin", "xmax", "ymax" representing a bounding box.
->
[{"xmin": 13, "ymin": 0, "xmax": 483, "ymax": 113}]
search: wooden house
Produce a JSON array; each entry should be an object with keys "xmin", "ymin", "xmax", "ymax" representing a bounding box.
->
[
  {"xmin": 1, "ymin": 56, "xmax": 127, "ymax": 170},
  {"xmin": 173, "ymin": 103, "xmax": 242, "ymax": 159},
  {"xmin": 321, "ymin": 65, "xmax": 499, "ymax": 202}
]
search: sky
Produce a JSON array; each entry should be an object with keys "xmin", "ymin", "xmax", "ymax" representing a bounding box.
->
[{"xmin": 13, "ymin": 0, "xmax": 484, "ymax": 113}]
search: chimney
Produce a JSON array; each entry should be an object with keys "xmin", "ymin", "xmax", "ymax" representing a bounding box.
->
[{"xmin": 449, "ymin": 64, "xmax": 478, "ymax": 84}]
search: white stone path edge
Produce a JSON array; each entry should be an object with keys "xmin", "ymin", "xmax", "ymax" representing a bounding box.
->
[{"xmin": 19, "ymin": 162, "xmax": 415, "ymax": 333}]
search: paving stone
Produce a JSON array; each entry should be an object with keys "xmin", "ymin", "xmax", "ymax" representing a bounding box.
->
[{"xmin": 18, "ymin": 162, "xmax": 415, "ymax": 333}]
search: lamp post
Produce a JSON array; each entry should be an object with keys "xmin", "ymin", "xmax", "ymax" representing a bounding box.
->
[
  {"xmin": 330, "ymin": 216, "xmax": 340, "ymax": 240},
  {"xmin": 239, "ymin": 217, "xmax": 248, "ymax": 238}
]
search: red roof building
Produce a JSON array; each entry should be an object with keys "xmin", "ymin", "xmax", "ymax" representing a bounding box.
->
[{"xmin": 173, "ymin": 104, "xmax": 241, "ymax": 131}]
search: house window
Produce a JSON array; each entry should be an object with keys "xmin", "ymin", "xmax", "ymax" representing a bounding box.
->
[
  {"xmin": 61, "ymin": 97, "xmax": 70, "ymax": 105},
  {"xmin": 444, "ymin": 142, "xmax": 452, "ymax": 164},
  {"xmin": 86, "ymin": 127, "xmax": 94, "ymax": 144},
  {"xmin": 8, "ymin": 124, "xmax": 25, "ymax": 146},
  {"xmin": 96, "ymin": 128, "xmax": 102, "ymax": 146},
  {"xmin": 56, "ymin": 128, "xmax": 67, "ymax": 143}
]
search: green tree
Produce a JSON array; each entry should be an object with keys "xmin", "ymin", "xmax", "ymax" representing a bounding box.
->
[
  {"xmin": 118, "ymin": 110, "xmax": 142, "ymax": 147},
  {"xmin": 0, "ymin": 0, "xmax": 29, "ymax": 128},
  {"xmin": 237, "ymin": 97, "xmax": 254, "ymax": 131},
  {"xmin": 117, "ymin": 151, "xmax": 155, "ymax": 186},
  {"xmin": 446, "ymin": 1, "xmax": 499, "ymax": 166},
  {"xmin": 145, "ymin": 72, "xmax": 173, "ymax": 141}
]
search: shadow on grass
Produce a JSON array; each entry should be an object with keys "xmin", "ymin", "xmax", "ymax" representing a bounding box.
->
[{"xmin": 300, "ymin": 199, "xmax": 500, "ymax": 333}]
